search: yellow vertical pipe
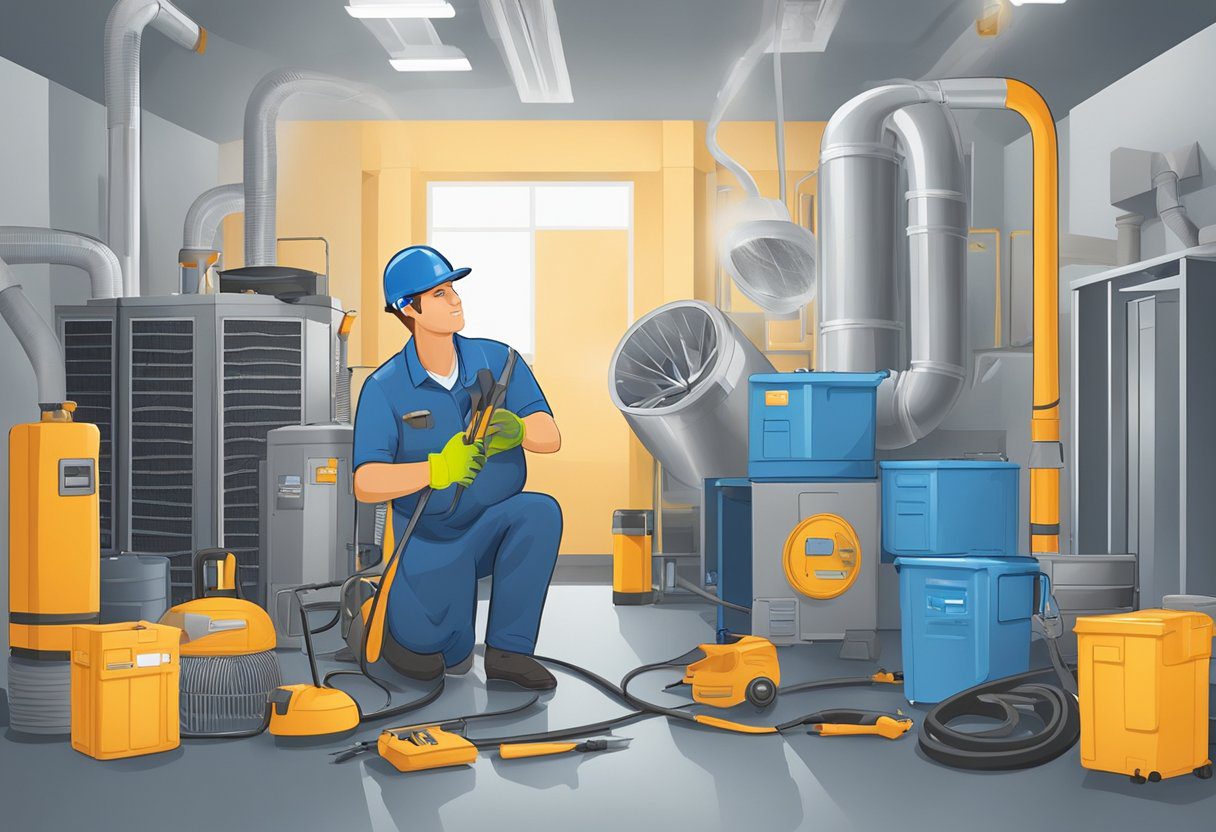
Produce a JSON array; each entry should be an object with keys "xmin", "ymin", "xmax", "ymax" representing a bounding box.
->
[{"xmin": 1003, "ymin": 79, "xmax": 1060, "ymax": 554}]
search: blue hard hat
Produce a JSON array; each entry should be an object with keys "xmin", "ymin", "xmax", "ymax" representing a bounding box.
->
[{"xmin": 382, "ymin": 245, "xmax": 471, "ymax": 311}]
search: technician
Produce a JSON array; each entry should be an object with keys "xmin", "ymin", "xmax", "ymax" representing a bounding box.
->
[{"xmin": 353, "ymin": 245, "xmax": 563, "ymax": 691}]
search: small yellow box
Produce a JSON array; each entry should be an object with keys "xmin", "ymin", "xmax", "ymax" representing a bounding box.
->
[
  {"xmin": 71, "ymin": 621, "xmax": 180, "ymax": 760},
  {"xmin": 764, "ymin": 390, "xmax": 789, "ymax": 407},
  {"xmin": 1075, "ymin": 609, "xmax": 1212, "ymax": 781},
  {"xmin": 611, "ymin": 509, "xmax": 653, "ymax": 604}
]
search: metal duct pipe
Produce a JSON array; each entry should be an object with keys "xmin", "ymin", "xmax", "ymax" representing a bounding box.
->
[
  {"xmin": 875, "ymin": 103, "xmax": 968, "ymax": 449},
  {"xmin": 817, "ymin": 82, "xmax": 934, "ymax": 373},
  {"xmin": 244, "ymin": 70, "xmax": 388, "ymax": 267},
  {"xmin": 0, "ymin": 227, "xmax": 123, "ymax": 299},
  {"xmin": 1115, "ymin": 212, "xmax": 1143, "ymax": 266},
  {"xmin": 180, "ymin": 183, "xmax": 243, "ymax": 292},
  {"xmin": 1151, "ymin": 154, "xmax": 1199, "ymax": 248},
  {"xmin": 105, "ymin": 0, "xmax": 206, "ymax": 297},
  {"xmin": 0, "ymin": 257, "xmax": 67, "ymax": 406},
  {"xmin": 608, "ymin": 301, "xmax": 774, "ymax": 489}
]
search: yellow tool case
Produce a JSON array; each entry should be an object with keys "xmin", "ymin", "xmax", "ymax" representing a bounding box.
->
[
  {"xmin": 1075, "ymin": 609, "xmax": 1213, "ymax": 782},
  {"xmin": 71, "ymin": 621, "xmax": 181, "ymax": 760}
]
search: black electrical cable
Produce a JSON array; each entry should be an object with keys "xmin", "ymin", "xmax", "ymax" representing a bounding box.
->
[{"xmin": 917, "ymin": 665, "xmax": 1080, "ymax": 771}]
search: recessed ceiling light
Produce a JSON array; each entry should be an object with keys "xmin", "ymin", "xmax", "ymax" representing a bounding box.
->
[
  {"xmin": 345, "ymin": 2, "xmax": 456, "ymax": 19},
  {"xmin": 1009, "ymin": 0, "xmax": 1066, "ymax": 6},
  {"xmin": 389, "ymin": 44, "xmax": 471, "ymax": 71}
]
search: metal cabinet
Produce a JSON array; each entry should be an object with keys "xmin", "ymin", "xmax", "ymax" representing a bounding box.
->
[{"xmin": 1071, "ymin": 251, "xmax": 1216, "ymax": 601}]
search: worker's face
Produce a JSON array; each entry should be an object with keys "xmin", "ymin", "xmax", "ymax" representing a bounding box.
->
[{"xmin": 405, "ymin": 281, "xmax": 465, "ymax": 335}]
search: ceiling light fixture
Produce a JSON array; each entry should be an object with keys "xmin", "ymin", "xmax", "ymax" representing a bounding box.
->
[
  {"xmin": 389, "ymin": 44, "xmax": 471, "ymax": 71},
  {"xmin": 345, "ymin": 2, "xmax": 456, "ymax": 19},
  {"xmin": 1009, "ymin": 0, "xmax": 1066, "ymax": 6}
]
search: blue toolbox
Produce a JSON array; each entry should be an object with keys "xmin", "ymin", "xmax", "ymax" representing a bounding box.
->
[
  {"xmin": 880, "ymin": 460, "xmax": 1019, "ymax": 559},
  {"xmin": 896, "ymin": 555, "xmax": 1046, "ymax": 704},
  {"xmin": 748, "ymin": 372, "xmax": 887, "ymax": 479}
]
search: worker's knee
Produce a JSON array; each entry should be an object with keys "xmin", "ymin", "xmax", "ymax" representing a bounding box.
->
[{"xmin": 510, "ymin": 491, "xmax": 562, "ymax": 537}]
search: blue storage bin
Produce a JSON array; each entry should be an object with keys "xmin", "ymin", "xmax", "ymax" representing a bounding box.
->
[
  {"xmin": 896, "ymin": 555, "xmax": 1045, "ymax": 704},
  {"xmin": 880, "ymin": 460, "xmax": 1019, "ymax": 559},
  {"xmin": 748, "ymin": 372, "xmax": 887, "ymax": 479}
]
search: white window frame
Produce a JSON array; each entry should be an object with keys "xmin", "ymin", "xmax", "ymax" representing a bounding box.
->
[{"xmin": 427, "ymin": 181, "xmax": 636, "ymax": 361}]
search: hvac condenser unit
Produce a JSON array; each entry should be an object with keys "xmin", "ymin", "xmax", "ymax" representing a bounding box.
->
[{"xmin": 56, "ymin": 293, "xmax": 339, "ymax": 604}]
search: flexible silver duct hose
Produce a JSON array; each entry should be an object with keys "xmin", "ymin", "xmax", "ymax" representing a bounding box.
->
[
  {"xmin": 183, "ymin": 183, "xmax": 244, "ymax": 251},
  {"xmin": 1151, "ymin": 155, "xmax": 1199, "ymax": 248},
  {"xmin": 0, "ymin": 257, "xmax": 67, "ymax": 406},
  {"xmin": 105, "ymin": 0, "xmax": 205, "ymax": 297},
  {"xmin": 244, "ymin": 70, "xmax": 388, "ymax": 267},
  {"xmin": 0, "ymin": 227, "xmax": 123, "ymax": 299},
  {"xmin": 876, "ymin": 104, "xmax": 968, "ymax": 449},
  {"xmin": 705, "ymin": 0, "xmax": 779, "ymax": 199}
]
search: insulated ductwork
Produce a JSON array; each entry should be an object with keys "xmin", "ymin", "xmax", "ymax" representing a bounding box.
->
[
  {"xmin": 105, "ymin": 0, "xmax": 206, "ymax": 297},
  {"xmin": 0, "ymin": 257, "xmax": 67, "ymax": 406},
  {"xmin": 0, "ymin": 227, "xmax": 123, "ymax": 299},
  {"xmin": 0, "ymin": 229, "xmax": 124, "ymax": 405},
  {"xmin": 244, "ymin": 70, "xmax": 390, "ymax": 267},
  {"xmin": 180, "ymin": 183, "xmax": 244, "ymax": 292}
]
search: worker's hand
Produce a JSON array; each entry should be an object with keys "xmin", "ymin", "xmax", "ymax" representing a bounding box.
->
[
  {"xmin": 485, "ymin": 410, "xmax": 526, "ymax": 457},
  {"xmin": 428, "ymin": 432, "xmax": 486, "ymax": 490}
]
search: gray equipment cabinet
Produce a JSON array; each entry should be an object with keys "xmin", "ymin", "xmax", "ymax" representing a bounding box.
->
[
  {"xmin": 262, "ymin": 423, "xmax": 377, "ymax": 647},
  {"xmin": 56, "ymin": 293, "xmax": 340, "ymax": 604},
  {"xmin": 1071, "ymin": 249, "xmax": 1216, "ymax": 603}
]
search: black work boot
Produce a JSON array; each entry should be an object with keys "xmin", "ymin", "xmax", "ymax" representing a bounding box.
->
[
  {"xmin": 380, "ymin": 634, "xmax": 445, "ymax": 681},
  {"xmin": 484, "ymin": 647, "xmax": 556, "ymax": 690}
]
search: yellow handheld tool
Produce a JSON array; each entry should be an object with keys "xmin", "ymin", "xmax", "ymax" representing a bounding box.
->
[
  {"xmin": 499, "ymin": 737, "xmax": 631, "ymax": 760},
  {"xmin": 378, "ymin": 726, "xmax": 478, "ymax": 773},
  {"xmin": 680, "ymin": 635, "xmax": 780, "ymax": 708},
  {"xmin": 806, "ymin": 710, "xmax": 913, "ymax": 740}
]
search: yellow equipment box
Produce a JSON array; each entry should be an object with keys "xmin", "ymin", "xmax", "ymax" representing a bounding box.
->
[
  {"xmin": 71, "ymin": 621, "xmax": 181, "ymax": 760},
  {"xmin": 378, "ymin": 726, "xmax": 478, "ymax": 772},
  {"xmin": 1075, "ymin": 609, "xmax": 1213, "ymax": 782}
]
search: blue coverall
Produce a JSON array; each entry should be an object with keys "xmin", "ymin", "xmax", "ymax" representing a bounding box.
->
[{"xmin": 353, "ymin": 335, "xmax": 562, "ymax": 666}]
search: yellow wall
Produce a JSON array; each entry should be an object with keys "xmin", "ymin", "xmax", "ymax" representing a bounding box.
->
[{"xmin": 219, "ymin": 118, "xmax": 824, "ymax": 555}]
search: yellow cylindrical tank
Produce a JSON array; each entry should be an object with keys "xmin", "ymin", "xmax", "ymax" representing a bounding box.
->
[
  {"xmin": 1075, "ymin": 609, "xmax": 1213, "ymax": 782},
  {"xmin": 70, "ymin": 621, "xmax": 180, "ymax": 760},
  {"xmin": 9, "ymin": 413, "xmax": 100, "ymax": 657},
  {"xmin": 612, "ymin": 509, "xmax": 653, "ymax": 605}
]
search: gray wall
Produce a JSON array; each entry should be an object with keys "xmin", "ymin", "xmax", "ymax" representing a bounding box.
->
[
  {"xmin": 1068, "ymin": 20, "xmax": 1216, "ymax": 256},
  {"xmin": 0, "ymin": 54, "xmax": 219, "ymax": 652}
]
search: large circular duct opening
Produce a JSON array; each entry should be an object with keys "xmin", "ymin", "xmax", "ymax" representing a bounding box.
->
[
  {"xmin": 611, "ymin": 303, "xmax": 721, "ymax": 412},
  {"xmin": 718, "ymin": 197, "xmax": 817, "ymax": 316}
]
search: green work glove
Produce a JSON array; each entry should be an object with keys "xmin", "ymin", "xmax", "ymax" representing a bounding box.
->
[
  {"xmin": 428, "ymin": 432, "xmax": 486, "ymax": 490},
  {"xmin": 485, "ymin": 410, "xmax": 526, "ymax": 457}
]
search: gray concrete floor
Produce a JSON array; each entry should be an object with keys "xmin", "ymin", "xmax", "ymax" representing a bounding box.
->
[{"xmin": 2, "ymin": 582, "xmax": 1213, "ymax": 831}]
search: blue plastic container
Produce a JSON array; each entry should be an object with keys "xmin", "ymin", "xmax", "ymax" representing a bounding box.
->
[
  {"xmin": 896, "ymin": 555, "xmax": 1045, "ymax": 704},
  {"xmin": 880, "ymin": 460, "xmax": 1019, "ymax": 559},
  {"xmin": 748, "ymin": 372, "xmax": 887, "ymax": 479}
]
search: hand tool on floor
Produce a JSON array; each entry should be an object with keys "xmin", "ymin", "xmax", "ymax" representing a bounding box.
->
[{"xmin": 498, "ymin": 737, "xmax": 631, "ymax": 760}]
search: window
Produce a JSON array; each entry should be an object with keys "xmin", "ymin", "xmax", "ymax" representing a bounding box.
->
[{"xmin": 428, "ymin": 182, "xmax": 633, "ymax": 358}]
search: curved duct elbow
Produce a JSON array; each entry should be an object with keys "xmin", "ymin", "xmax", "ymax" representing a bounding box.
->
[
  {"xmin": 0, "ymin": 258, "xmax": 67, "ymax": 406},
  {"xmin": 183, "ymin": 182, "xmax": 244, "ymax": 251},
  {"xmin": 244, "ymin": 70, "xmax": 391, "ymax": 267},
  {"xmin": 1151, "ymin": 155, "xmax": 1199, "ymax": 248},
  {"xmin": 877, "ymin": 103, "xmax": 968, "ymax": 449},
  {"xmin": 105, "ymin": 0, "xmax": 205, "ymax": 297},
  {"xmin": 0, "ymin": 227, "xmax": 123, "ymax": 299}
]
